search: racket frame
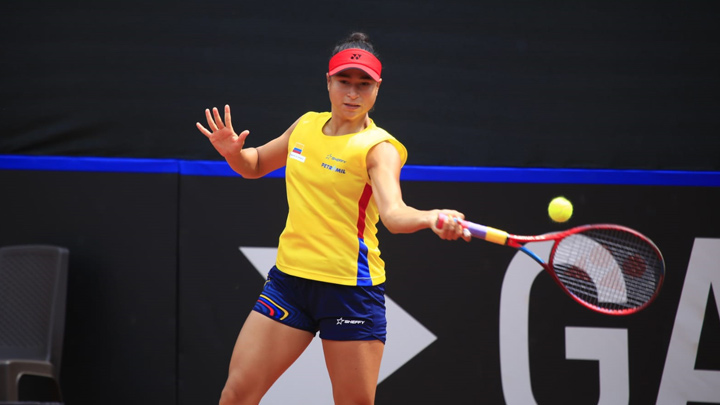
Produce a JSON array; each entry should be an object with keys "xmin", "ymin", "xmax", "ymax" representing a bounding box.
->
[{"xmin": 437, "ymin": 214, "xmax": 665, "ymax": 315}]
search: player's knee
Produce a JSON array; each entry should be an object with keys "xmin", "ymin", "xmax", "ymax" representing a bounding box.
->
[
  {"xmin": 332, "ymin": 388, "xmax": 376, "ymax": 405},
  {"xmin": 218, "ymin": 374, "xmax": 263, "ymax": 405},
  {"xmin": 333, "ymin": 396, "xmax": 375, "ymax": 405},
  {"xmin": 218, "ymin": 385, "xmax": 239, "ymax": 405}
]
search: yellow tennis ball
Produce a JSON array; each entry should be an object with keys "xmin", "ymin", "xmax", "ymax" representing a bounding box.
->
[{"xmin": 548, "ymin": 196, "xmax": 573, "ymax": 223}]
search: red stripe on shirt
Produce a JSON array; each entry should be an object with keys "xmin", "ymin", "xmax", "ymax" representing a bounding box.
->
[{"xmin": 356, "ymin": 183, "xmax": 373, "ymax": 238}]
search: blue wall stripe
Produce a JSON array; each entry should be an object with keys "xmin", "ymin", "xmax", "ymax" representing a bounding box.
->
[
  {"xmin": 398, "ymin": 165, "xmax": 720, "ymax": 186},
  {"xmin": 178, "ymin": 160, "xmax": 285, "ymax": 178},
  {"xmin": 1, "ymin": 155, "xmax": 718, "ymax": 186},
  {"xmin": 0, "ymin": 155, "xmax": 179, "ymax": 174}
]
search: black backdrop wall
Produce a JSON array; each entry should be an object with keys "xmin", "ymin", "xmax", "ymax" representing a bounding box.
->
[
  {"xmin": 1, "ymin": 159, "xmax": 719, "ymax": 404},
  {"xmin": 1, "ymin": 0, "xmax": 719, "ymax": 170},
  {"xmin": 0, "ymin": 167, "xmax": 179, "ymax": 403}
]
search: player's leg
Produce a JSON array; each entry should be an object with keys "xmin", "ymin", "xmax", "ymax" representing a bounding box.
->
[
  {"xmin": 322, "ymin": 339, "xmax": 384, "ymax": 405},
  {"xmin": 219, "ymin": 311, "xmax": 314, "ymax": 405},
  {"xmin": 316, "ymin": 280, "xmax": 387, "ymax": 405}
]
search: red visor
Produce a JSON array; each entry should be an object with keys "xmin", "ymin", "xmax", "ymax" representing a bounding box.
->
[{"xmin": 328, "ymin": 49, "xmax": 382, "ymax": 81}]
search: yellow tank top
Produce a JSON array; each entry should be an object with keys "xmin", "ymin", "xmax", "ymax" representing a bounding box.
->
[{"xmin": 275, "ymin": 112, "xmax": 407, "ymax": 286}]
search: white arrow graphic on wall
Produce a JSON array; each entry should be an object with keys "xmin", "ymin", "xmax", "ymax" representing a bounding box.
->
[{"xmin": 239, "ymin": 246, "xmax": 437, "ymax": 405}]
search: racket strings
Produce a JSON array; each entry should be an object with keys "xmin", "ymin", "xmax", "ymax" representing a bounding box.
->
[{"xmin": 552, "ymin": 228, "xmax": 663, "ymax": 312}]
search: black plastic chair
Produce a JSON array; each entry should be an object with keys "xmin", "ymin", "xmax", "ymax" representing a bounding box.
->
[{"xmin": 0, "ymin": 245, "xmax": 69, "ymax": 402}]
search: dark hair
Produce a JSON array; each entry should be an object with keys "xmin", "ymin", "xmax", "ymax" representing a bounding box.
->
[{"xmin": 331, "ymin": 32, "xmax": 379, "ymax": 59}]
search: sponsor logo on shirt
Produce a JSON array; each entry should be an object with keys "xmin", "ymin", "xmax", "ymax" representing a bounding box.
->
[
  {"xmin": 321, "ymin": 153, "xmax": 346, "ymax": 174},
  {"xmin": 325, "ymin": 154, "xmax": 347, "ymax": 164}
]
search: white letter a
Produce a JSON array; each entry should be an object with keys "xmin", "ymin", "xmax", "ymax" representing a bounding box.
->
[{"xmin": 657, "ymin": 238, "xmax": 720, "ymax": 404}]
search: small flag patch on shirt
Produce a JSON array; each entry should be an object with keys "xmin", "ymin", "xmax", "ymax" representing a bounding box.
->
[{"xmin": 290, "ymin": 143, "xmax": 306, "ymax": 163}]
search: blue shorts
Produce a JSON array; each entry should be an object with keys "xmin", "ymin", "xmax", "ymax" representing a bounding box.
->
[{"xmin": 253, "ymin": 266, "xmax": 387, "ymax": 343}]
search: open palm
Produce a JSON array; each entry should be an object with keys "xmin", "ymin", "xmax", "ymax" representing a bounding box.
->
[{"xmin": 196, "ymin": 105, "xmax": 249, "ymax": 158}]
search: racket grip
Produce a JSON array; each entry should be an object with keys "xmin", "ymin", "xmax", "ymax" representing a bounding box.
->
[{"xmin": 436, "ymin": 213, "xmax": 509, "ymax": 245}]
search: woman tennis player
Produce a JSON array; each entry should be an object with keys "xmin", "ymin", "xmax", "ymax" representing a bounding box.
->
[{"xmin": 197, "ymin": 32, "xmax": 470, "ymax": 405}]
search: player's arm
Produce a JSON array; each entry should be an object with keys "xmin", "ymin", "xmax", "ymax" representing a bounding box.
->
[
  {"xmin": 196, "ymin": 105, "xmax": 297, "ymax": 179},
  {"xmin": 367, "ymin": 142, "xmax": 470, "ymax": 241}
]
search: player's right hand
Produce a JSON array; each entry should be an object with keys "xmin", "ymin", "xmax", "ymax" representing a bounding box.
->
[{"xmin": 196, "ymin": 105, "xmax": 250, "ymax": 158}]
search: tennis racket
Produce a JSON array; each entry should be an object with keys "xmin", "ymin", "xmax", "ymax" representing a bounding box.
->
[{"xmin": 437, "ymin": 213, "xmax": 665, "ymax": 315}]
